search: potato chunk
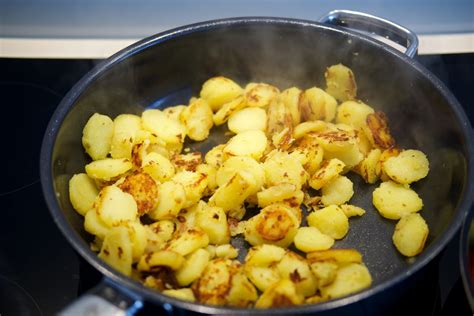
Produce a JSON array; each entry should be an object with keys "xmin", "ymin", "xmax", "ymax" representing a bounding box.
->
[
  {"xmin": 172, "ymin": 171, "xmax": 208, "ymax": 208},
  {"xmin": 372, "ymin": 181, "xmax": 423, "ymax": 220},
  {"xmin": 223, "ymin": 130, "xmax": 268, "ymax": 160},
  {"xmin": 82, "ymin": 113, "xmax": 114, "ymax": 160},
  {"xmin": 257, "ymin": 183, "xmax": 302, "ymax": 208},
  {"xmin": 85, "ymin": 158, "xmax": 133, "ymax": 181},
  {"xmin": 244, "ymin": 203, "xmax": 299, "ymax": 247},
  {"xmin": 325, "ymin": 64, "xmax": 357, "ymax": 102},
  {"xmin": 195, "ymin": 204, "xmax": 230, "ymax": 245},
  {"xmin": 244, "ymin": 83, "xmax": 279, "ymax": 108},
  {"xmin": 393, "ymin": 213, "xmax": 429, "ymax": 257},
  {"xmin": 209, "ymin": 171, "xmax": 256, "ymax": 213},
  {"xmin": 321, "ymin": 175, "xmax": 354, "ymax": 206},
  {"xmin": 340, "ymin": 204, "xmax": 366, "ymax": 218},
  {"xmin": 96, "ymin": 186, "xmax": 138, "ymax": 226},
  {"xmin": 383, "ymin": 149, "xmax": 429, "ymax": 184},
  {"xmin": 276, "ymin": 251, "xmax": 317, "ymax": 297},
  {"xmin": 84, "ymin": 208, "xmax": 110, "ymax": 239},
  {"xmin": 200, "ymin": 76, "xmax": 243, "ymax": 111},
  {"xmin": 216, "ymin": 156, "xmax": 264, "ymax": 192},
  {"xmin": 363, "ymin": 111, "xmax": 395, "ymax": 149},
  {"xmin": 294, "ymin": 227, "xmax": 334, "ymax": 252},
  {"xmin": 228, "ymin": 107, "xmax": 267, "ymax": 133},
  {"xmin": 162, "ymin": 289, "xmax": 196, "ymax": 302},
  {"xmin": 263, "ymin": 150, "xmax": 307, "ymax": 189},
  {"xmin": 118, "ymin": 172, "xmax": 158, "ymax": 215},
  {"xmin": 141, "ymin": 152, "xmax": 175, "ymax": 183},
  {"xmin": 98, "ymin": 226, "xmax": 133, "ymax": 276},
  {"xmin": 175, "ymin": 248, "xmax": 210, "ymax": 286},
  {"xmin": 320, "ymin": 263, "xmax": 372, "ymax": 299},
  {"xmin": 245, "ymin": 244, "xmax": 286, "ymax": 267},
  {"xmin": 307, "ymin": 249, "xmax": 363, "ymax": 264},
  {"xmin": 336, "ymin": 100, "xmax": 374, "ymax": 128},
  {"xmin": 110, "ymin": 114, "xmax": 142, "ymax": 159},
  {"xmin": 142, "ymin": 109, "xmax": 186, "ymax": 145},
  {"xmin": 308, "ymin": 158, "xmax": 345, "ymax": 190},
  {"xmin": 354, "ymin": 148, "xmax": 382, "ymax": 184},
  {"xmin": 166, "ymin": 227, "xmax": 209, "ymax": 256},
  {"xmin": 299, "ymin": 87, "xmax": 337, "ymax": 122},
  {"xmin": 181, "ymin": 98, "xmax": 213, "ymax": 141},
  {"xmin": 280, "ymin": 87, "xmax": 302, "ymax": 126},
  {"xmin": 213, "ymin": 96, "xmax": 246, "ymax": 126},
  {"xmin": 148, "ymin": 181, "xmax": 186, "ymax": 220},
  {"xmin": 137, "ymin": 250, "xmax": 185, "ymax": 271},
  {"xmin": 307, "ymin": 205, "xmax": 349, "ymax": 240},
  {"xmin": 69, "ymin": 173, "xmax": 99, "ymax": 216},
  {"xmin": 255, "ymin": 279, "xmax": 304, "ymax": 308},
  {"xmin": 192, "ymin": 259, "xmax": 232, "ymax": 305}
]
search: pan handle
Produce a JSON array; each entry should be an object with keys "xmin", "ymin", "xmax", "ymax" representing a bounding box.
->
[
  {"xmin": 319, "ymin": 10, "xmax": 419, "ymax": 58},
  {"xmin": 58, "ymin": 278, "xmax": 144, "ymax": 315}
]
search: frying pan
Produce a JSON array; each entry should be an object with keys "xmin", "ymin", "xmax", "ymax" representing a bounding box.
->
[{"xmin": 40, "ymin": 10, "xmax": 474, "ymax": 315}]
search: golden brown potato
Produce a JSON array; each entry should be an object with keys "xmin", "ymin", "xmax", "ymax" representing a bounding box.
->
[
  {"xmin": 293, "ymin": 121, "xmax": 327, "ymax": 139},
  {"xmin": 245, "ymin": 244, "xmax": 286, "ymax": 267},
  {"xmin": 280, "ymin": 87, "xmax": 302, "ymax": 126},
  {"xmin": 95, "ymin": 185, "xmax": 138, "ymax": 227},
  {"xmin": 85, "ymin": 158, "xmax": 133, "ymax": 181},
  {"xmin": 181, "ymin": 98, "xmax": 214, "ymax": 141},
  {"xmin": 376, "ymin": 147, "xmax": 401, "ymax": 182},
  {"xmin": 223, "ymin": 130, "xmax": 268, "ymax": 160},
  {"xmin": 293, "ymin": 226, "xmax": 334, "ymax": 253},
  {"xmin": 148, "ymin": 181, "xmax": 186, "ymax": 220},
  {"xmin": 255, "ymin": 279, "xmax": 304, "ymax": 308},
  {"xmin": 213, "ymin": 96, "xmax": 246, "ymax": 126},
  {"xmin": 266, "ymin": 98, "xmax": 293, "ymax": 138},
  {"xmin": 244, "ymin": 203, "xmax": 299, "ymax": 247},
  {"xmin": 162, "ymin": 288, "xmax": 196, "ymax": 302},
  {"xmin": 166, "ymin": 227, "xmax": 209, "ymax": 256},
  {"xmin": 393, "ymin": 213, "xmax": 429, "ymax": 257},
  {"xmin": 208, "ymin": 170, "xmax": 256, "ymax": 213},
  {"xmin": 216, "ymin": 156, "xmax": 264, "ymax": 192},
  {"xmin": 307, "ymin": 249, "xmax": 363, "ymax": 264},
  {"xmin": 308, "ymin": 158, "xmax": 345, "ymax": 190},
  {"xmin": 142, "ymin": 109, "xmax": 186, "ymax": 145},
  {"xmin": 200, "ymin": 76, "xmax": 243, "ymax": 111},
  {"xmin": 98, "ymin": 226, "xmax": 133, "ymax": 276},
  {"xmin": 325, "ymin": 64, "xmax": 357, "ymax": 102},
  {"xmin": 276, "ymin": 251, "xmax": 317, "ymax": 297},
  {"xmin": 204, "ymin": 144, "xmax": 226, "ymax": 169},
  {"xmin": 309, "ymin": 261, "xmax": 338, "ymax": 287},
  {"xmin": 320, "ymin": 263, "xmax": 372, "ymax": 299},
  {"xmin": 118, "ymin": 172, "xmax": 158, "ymax": 215},
  {"xmin": 299, "ymin": 87, "xmax": 337, "ymax": 122},
  {"xmin": 257, "ymin": 183, "xmax": 302, "ymax": 208},
  {"xmin": 142, "ymin": 152, "xmax": 175, "ymax": 183},
  {"xmin": 172, "ymin": 171, "xmax": 208, "ymax": 208},
  {"xmin": 195, "ymin": 203, "xmax": 230, "ymax": 245},
  {"xmin": 244, "ymin": 83, "xmax": 280, "ymax": 108},
  {"xmin": 263, "ymin": 150, "xmax": 307, "ymax": 190},
  {"xmin": 171, "ymin": 152, "xmax": 202, "ymax": 172},
  {"xmin": 354, "ymin": 148, "xmax": 382, "ymax": 184},
  {"xmin": 383, "ymin": 149, "xmax": 429, "ymax": 184},
  {"xmin": 321, "ymin": 175, "xmax": 354, "ymax": 206},
  {"xmin": 372, "ymin": 181, "xmax": 423, "ymax": 220},
  {"xmin": 307, "ymin": 205, "xmax": 349, "ymax": 240},
  {"xmin": 228, "ymin": 107, "xmax": 267, "ymax": 133},
  {"xmin": 110, "ymin": 114, "xmax": 142, "ymax": 159},
  {"xmin": 215, "ymin": 244, "xmax": 239, "ymax": 259},
  {"xmin": 192, "ymin": 259, "xmax": 232, "ymax": 305},
  {"xmin": 336, "ymin": 100, "xmax": 374, "ymax": 128},
  {"xmin": 137, "ymin": 250, "xmax": 185, "ymax": 271},
  {"xmin": 69, "ymin": 173, "xmax": 99, "ymax": 216},
  {"xmin": 175, "ymin": 248, "xmax": 210, "ymax": 286},
  {"xmin": 340, "ymin": 204, "xmax": 366, "ymax": 218},
  {"xmin": 82, "ymin": 113, "xmax": 114, "ymax": 160},
  {"xmin": 363, "ymin": 112, "xmax": 395, "ymax": 149}
]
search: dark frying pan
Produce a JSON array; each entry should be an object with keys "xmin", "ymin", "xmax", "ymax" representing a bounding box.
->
[{"xmin": 40, "ymin": 10, "xmax": 474, "ymax": 315}]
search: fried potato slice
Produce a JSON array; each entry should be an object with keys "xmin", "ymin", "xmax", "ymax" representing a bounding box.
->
[
  {"xmin": 82, "ymin": 113, "xmax": 114, "ymax": 160},
  {"xmin": 280, "ymin": 87, "xmax": 302, "ymax": 126},
  {"xmin": 166, "ymin": 227, "xmax": 209, "ymax": 256},
  {"xmin": 142, "ymin": 109, "xmax": 186, "ymax": 145},
  {"xmin": 320, "ymin": 263, "xmax": 372, "ymax": 299},
  {"xmin": 69, "ymin": 173, "xmax": 99, "ymax": 216},
  {"xmin": 228, "ymin": 107, "xmax": 267, "ymax": 133},
  {"xmin": 336, "ymin": 100, "xmax": 374, "ymax": 128},
  {"xmin": 299, "ymin": 87, "xmax": 337, "ymax": 122},
  {"xmin": 162, "ymin": 288, "xmax": 196, "ymax": 302},
  {"xmin": 308, "ymin": 158, "xmax": 345, "ymax": 190},
  {"xmin": 307, "ymin": 249, "xmax": 363, "ymax": 264},
  {"xmin": 307, "ymin": 205, "xmax": 349, "ymax": 240},
  {"xmin": 181, "ymin": 98, "xmax": 214, "ymax": 141},
  {"xmin": 363, "ymin": 111, "xmax": 395, "ymax": 149},
  {"xmin": 110, "ymin": 114, "xmax": 142, "ymax": 159},
  {"xmin": 142, "ymin": 152, "xmax": 175, "ymax": 183},
  {"xmin": 294, "ymin": 227, "xmax": 335, "ymax": 253},
  {"xmin": 255, "ymin": 279, "xmax": 304, "ymax": 308},
  {"xmin": 276, "ymin": 251, "xmax": 317, "ymax": 297},
  {"xmin": 325, "ymin": 64, "xmax": 357, "ymax": 102},
  {"xmin": 321, "ymin": 175, "xmax": 354, "ymax": 206},
  {"xmin": 96, "ymin": 185, "xmax": 138, "ymax": 226},
  {"xmin": 244, "ymin": 83, "xmax": 280, "ymax": 108},
  {"xmin": 372, "ymin": 181, "xmax": 423, "ymax": 220},
  {"xmin": 175, "ymin": 248, "xmax": 210, "ymax": 286},
  {"xmin": 223, "ymin": 130, "xmax": 268, "ymax": 160},
  {"xmin": 213, "ymin": 96, "xmax": 246, "ymax": 126},
  {"xmin": 200, "ymin": 76, "xmax": 243, "ymax": 111},
  {"xmin": 85, "ymin": 158, "xmax": 133, "ymax": 181},
  {"xmin": 137, "ymin": 250, "xmax": 185, "ymax": 271},
  {"xmin": 263, "ymin": 150, "xmax": 307, "ymax": 190},
  {"xmin": 98, "ymin": 226, "xmax": 133, "ymax": 276},
  {"xmin": 148, "ymin": 181, "xmax": 186, "ymax": 220},
  {"xmin": 393, "ymin": 213, "xmax": 429, "ymax": 257},
  {"xmin": 383, "ymin": 149, "xmax": 429, "ymax": 184},
  {"xmin": 118, "ymin": 172, "xmax": 158, "ymax": 215},
  {"xmin": 340, "ymin": 204, "xmax": 366, "ymax": 218}
]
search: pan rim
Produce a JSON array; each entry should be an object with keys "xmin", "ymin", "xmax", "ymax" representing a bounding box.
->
[{"xmin": 40, "ymin": 16, "xmax": 474, "ymax": 314}]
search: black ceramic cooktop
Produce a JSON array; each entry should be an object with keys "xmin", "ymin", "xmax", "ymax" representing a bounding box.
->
[{"xmin": 0, "ymin": 54, "xmax": 472, "ymax": 316}]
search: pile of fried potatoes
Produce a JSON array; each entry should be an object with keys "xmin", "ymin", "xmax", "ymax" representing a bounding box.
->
[{"xmin": 69, "ymin": 63, "xmax": 430, "ymax": 308}]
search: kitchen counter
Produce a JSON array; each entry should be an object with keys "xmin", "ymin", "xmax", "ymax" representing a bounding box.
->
[{"xmin": 1, "ymin": 0, "xmax": 473, "ymax": 58}]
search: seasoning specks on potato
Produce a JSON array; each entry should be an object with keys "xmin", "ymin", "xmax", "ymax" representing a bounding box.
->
[{"xmin": 69, "ymin": 63, "xmax": 430, "ymax": 308}]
